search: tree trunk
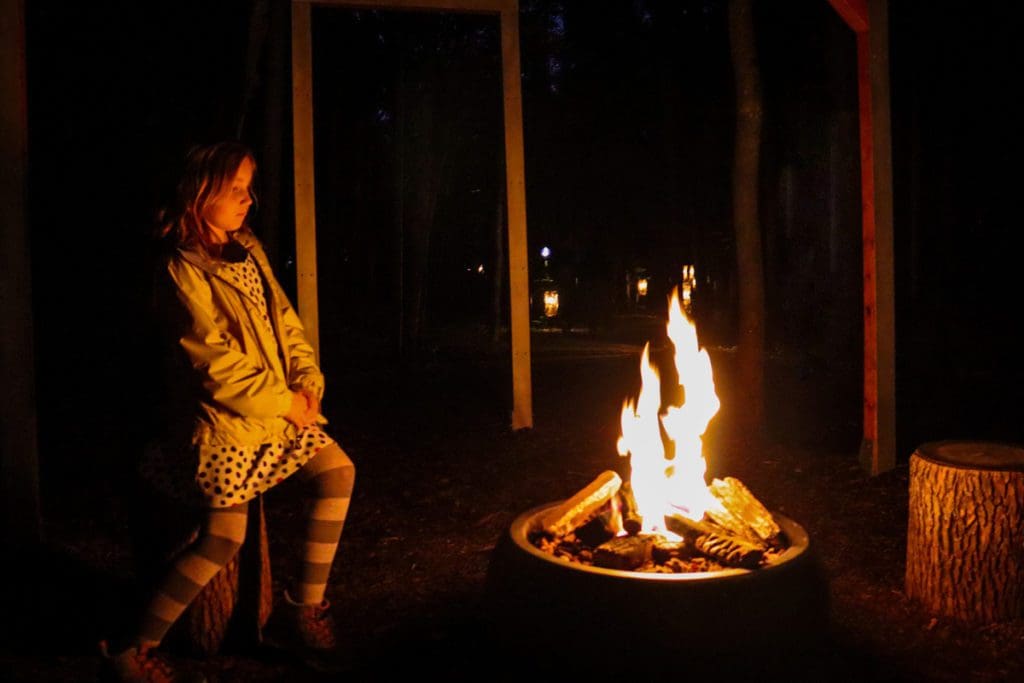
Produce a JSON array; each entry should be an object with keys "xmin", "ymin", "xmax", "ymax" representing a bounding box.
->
[
  {"xmin": 491, "ymin": 176, "xmax": 506, "ymax": 345},
  {"xmin": 397, "ymin": 29, "xmax": 455, "ymax": 356},
  {"xmin": 254, "ymin": 0, "xmax": 291, "ymax": 267},
  {"xmin": 179, "ymin": 496, "xmax": 273, "ymax": 655},
  {"xmin": 728, "ymin": 0, "xmax": 765, "ymax": 435},
  {"xmin": 905, "ymin": 441, "xmax": 1024, "ymax": 623},
  {"xmin": 137, "ymin": 492, "xmax": 274, "ymax": 656},
  {"xmin": 0, "ymin": 0, "xmax": 41, "ymax": 550}
]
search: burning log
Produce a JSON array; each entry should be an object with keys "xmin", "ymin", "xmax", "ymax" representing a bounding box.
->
[
  {"xmin": 574, "ymin": 510, "xmax": 618, "ymax": 548},
  {"xmin": 617, "ymin": 481, "xmax": 643, "ymax": 536},
  {"xmin": 663, "ymin": 512, "xmax": 722, "ymax": 540},
  {"xmin": 707, "ymin": 477, "xmax": 782, "ymax": 548},
  {"xmin": 651, "ymin": 538, "xmax": 692, "ymax": 564},
  {"xmin": 664, "ymin": 514, "xmax": 765, "ymax": 569},
  {"xmin": 594, "ymin": 535, "xmax": 658, "ymax": 571},
  {"xmin": 541, "ymin": 470, "xmax": 622, "ymax": 537},
  {"xmin": 694, "ymin": 533, "xmax": 764, "ymax": 570}
]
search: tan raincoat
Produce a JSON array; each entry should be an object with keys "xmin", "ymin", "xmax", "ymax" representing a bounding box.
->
[{"xmin": 156, "ymin": 229, "xmax": 325, "ymax": 451}]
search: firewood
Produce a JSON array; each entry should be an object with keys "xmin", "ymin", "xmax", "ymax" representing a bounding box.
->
[
  {"xmin": 664, "ymin": 513, "xmax": 764, "ymax": 569},
  {"xmin": 663, "ymin": 512, "xmax": 725, "ymax": 540},
  {"xmin": 617, "ymin": 481, "xmax": 643, "ymax": 536},
  {"xmin": 693, "ymin": 533, "xmax": 764, "ymax": 569},
  {"xmin": 703, "ymin": 505, "xmax": 763, "ymax": 547},
  {"xmin": 574, "ymin": 508, "xmax": 618, "ymax": 547},
  {"xmin": 542, "ymin": 470, "xmax": 622, "ymax": 537},
  {"xmin": 708, "ymin": 477, "xmax": 781, "ymax": 547},
  {"xmin": 593, "ymin": 535, "xmax": 659, "ymax": 571},
  {"xmin": 651, "ymin": 538, "xmax": 692, "ymax": 564}
]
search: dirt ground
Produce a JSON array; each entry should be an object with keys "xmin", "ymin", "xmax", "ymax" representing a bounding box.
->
[{"xmin": 3, "ymin": 320, "xmax": 1024, "ymax": 682}]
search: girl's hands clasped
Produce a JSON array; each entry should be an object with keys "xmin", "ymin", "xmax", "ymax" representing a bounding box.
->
[{"xmin": 285, "ymin": 390, "xmax": 319, "ymax": 428}]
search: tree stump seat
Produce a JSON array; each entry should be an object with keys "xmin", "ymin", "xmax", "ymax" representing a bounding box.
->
[
  {"xmin": 905, "ymin": 441, "xmax": 1024, "ymax": 623},
  {"xmin": 137, "ymin": 492, "xmax": 274, "ymax": 656}
]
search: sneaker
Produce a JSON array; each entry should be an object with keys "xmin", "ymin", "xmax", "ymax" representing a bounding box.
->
[
  {"xmin": 98, "ymin": 641, "xmax": 206, "ymax": 683},
  {"xmin": 263, "ymin": 591, "xmax": 351, "ymax": 672}
]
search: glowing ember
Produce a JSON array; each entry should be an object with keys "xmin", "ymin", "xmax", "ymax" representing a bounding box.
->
[{"xmin": 617, "ymin": 288, "xmax": 721, "ymax": 535}]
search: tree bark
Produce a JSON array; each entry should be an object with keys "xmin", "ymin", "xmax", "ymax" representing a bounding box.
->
[
  {"xmin": 180, "ymin": 496, "xmax": 273, "ymax": 655},
  {"xmin": 491, "ymin": 176, "xmax": 506, "ymax": 346},
  {"xmin": 398, "ymin": 30, "xmax": 455, "ymax": 355},
  {"xmin": 905, "ymin": 441, "xmax": 1024, "ymax": 623},
  {"xmin": 0, "ymin": 0, "xmax": 41, "ymax": 550},
  {"xmin": 140, "ymin": 494, "xmax": 274, "ymax": 656},
  {"xmin": 728, "ymin": 0, "xmax": 765, "ymax": 435}
]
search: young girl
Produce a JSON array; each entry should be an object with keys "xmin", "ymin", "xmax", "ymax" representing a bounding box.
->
[{"xmin": 101, "ymin": 142, "xmax": 355, "ymax": 682}]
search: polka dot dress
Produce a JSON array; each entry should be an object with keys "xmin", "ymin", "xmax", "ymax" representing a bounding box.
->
[
  {"xmin": 143, "ymin": 426, "xmax": 335, "ymax": 508},
  {"xmin": 194, "ymin": 425, "xmax": 334, "ymax": 507},
  {"xmin": 225, "ymin": 253, "xmax": 273, "ymax": 331},
  {"xmin": 141, "ymin": 252, "xmax": 335, "ymax": 508}
]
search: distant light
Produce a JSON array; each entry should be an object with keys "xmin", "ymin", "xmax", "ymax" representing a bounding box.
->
[
  {"xmin": 540, "ymin": 246, "xmax": 551, "ymax": 259},
  {"xmin": 543, "ymin": 290, "xmax": 560, "ymax": 317},
  {"xmin": 477, "ymin": 264, "xmax": 485, "ymax": 274},
  {"xmin": 637, "ymin": 277, "xmax": 649, "ymax": 297}
]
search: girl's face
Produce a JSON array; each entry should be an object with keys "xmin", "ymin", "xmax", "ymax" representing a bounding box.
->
[{"xmin": 203, "ymin": 157, "xmax": 254, "ymax": 242}]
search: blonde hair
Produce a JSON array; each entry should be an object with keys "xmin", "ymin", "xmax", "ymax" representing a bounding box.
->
[{"xmin": 158, "ymin": 141, "xmax": 257, "ymax": 254}]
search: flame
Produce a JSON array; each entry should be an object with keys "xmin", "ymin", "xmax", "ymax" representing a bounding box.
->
[{"xmin": 617, "ymin": 289, "xmax": 721, "ymax": 533}]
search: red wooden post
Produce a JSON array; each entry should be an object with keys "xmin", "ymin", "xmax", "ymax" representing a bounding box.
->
[{"xmin": 827, "ymin": 0, "xmax": 895, "ymax": 474}]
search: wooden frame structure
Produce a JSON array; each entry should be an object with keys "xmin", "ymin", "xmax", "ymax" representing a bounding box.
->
[
  {"xmin": 827, "ymin": 0, "xmax": 895, "ymax": 474},
  {"xmin": 293, "ymin": 0, "xmax": 895, "ymax": 468},
  {"xmin": 290, "ymin": 0, "xmax": 533, "ymax": 430}
]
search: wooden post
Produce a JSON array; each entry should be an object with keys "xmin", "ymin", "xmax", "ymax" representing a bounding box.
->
[
  {"xmin": 291, "ymin": 0, "xmax": 320, "ymax": 360},
  {"xmin": 0, "ymin": 0, "xmax": 41, "ymax": 548},
  {"xmin": 905, "ymin": 442, "xmax": 1024, "ymax": 623},
  {"xmin": 499, "ymin": 2, "xmax": 533, "ymax": 430},
  {"xmin": 827, "ymin": 0, "xmax": 895, "ymax": 475}
]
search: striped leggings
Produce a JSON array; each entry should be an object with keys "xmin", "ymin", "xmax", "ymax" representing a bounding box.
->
[{"xmin": 136, "ymin": 443, "xmax": 355, "ymax": 646}]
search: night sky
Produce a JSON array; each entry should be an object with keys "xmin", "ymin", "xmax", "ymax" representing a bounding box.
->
[{"xmin": 19, "ymin": 0, "xmax": 1024, "ymax": 493}]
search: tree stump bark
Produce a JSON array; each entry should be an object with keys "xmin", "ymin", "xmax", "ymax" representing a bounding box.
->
[
  {"xmin": 905, "ymin": 441, "xmax": 1024, "ymax": 623},
  {"xmin": 177, "ymin": 495, "xmax": 274, "ymax": 655}
]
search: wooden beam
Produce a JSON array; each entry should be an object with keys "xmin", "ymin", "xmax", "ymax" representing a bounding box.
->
[
  {"xmin": 0, "ymin": 0, "xmax": 41, "ymax": 546},
  {"xmin": 291, "ymin": 1, "xmax": 321, "ymax": 360},
  {"xmin": 855, "ymin": 0, "xmax": 895, "ymax": 474},
  {"xmin": 826, "ymin": 0, "xmax": 869, "ymax": 32},
  {"xmin": 308, "ymin": 0, "xmax": 513, "ymax": 11},
  {"xmin": 500, "ymin": 3, "xmax": 533, "ymax": 430}
]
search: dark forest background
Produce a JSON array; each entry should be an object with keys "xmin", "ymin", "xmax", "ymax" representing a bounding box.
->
[{"xmin": 20, "ymin": 0, "xmax": 1023, "ymax": 505}]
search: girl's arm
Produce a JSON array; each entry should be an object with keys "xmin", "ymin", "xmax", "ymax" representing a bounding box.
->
[
  {"xmin": 166, "ymin": 259, "xmax": 294, "ymax": 420},
  {"xmin": 278, "ymin": 294, "xmax": 325, "ymax": 401}
]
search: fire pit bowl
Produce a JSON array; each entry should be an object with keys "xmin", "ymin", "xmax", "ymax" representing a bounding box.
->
[{"xmin": 485, "ymin": 501, "xmax": 829, "ymax": 675}]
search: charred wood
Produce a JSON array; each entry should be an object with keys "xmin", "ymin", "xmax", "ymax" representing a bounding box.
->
[
  {"xmin": 574, "ymin": 508, "xmax": 618, "ymax": 547},
  {"xmin": 664, "ymin": 513, "xmax": 764, "ymax": 569},
  {"xmin": 594, "ymin": 535, "xmax": 658, "ymax": 571},
  {"xmin": 651, "ymin": 538, "xmax": 693, "ymax": 564},
  {"xmin": 694, "ymin": 533, "xmax": 764, "ymax": 569}
]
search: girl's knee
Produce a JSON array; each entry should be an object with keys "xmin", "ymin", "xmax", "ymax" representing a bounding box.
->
[
  {"xmin": 314, "ymin": 460, "xmax": 355, "ymax": 498},
  {"xmin": 307, "ymin": 446, "xmax": 355, "ymax": 498}
]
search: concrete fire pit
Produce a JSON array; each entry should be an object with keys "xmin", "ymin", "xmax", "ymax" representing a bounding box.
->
[{"xmin": 485, "ymin": 501, "xmax": 828, "ymax": 675}]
